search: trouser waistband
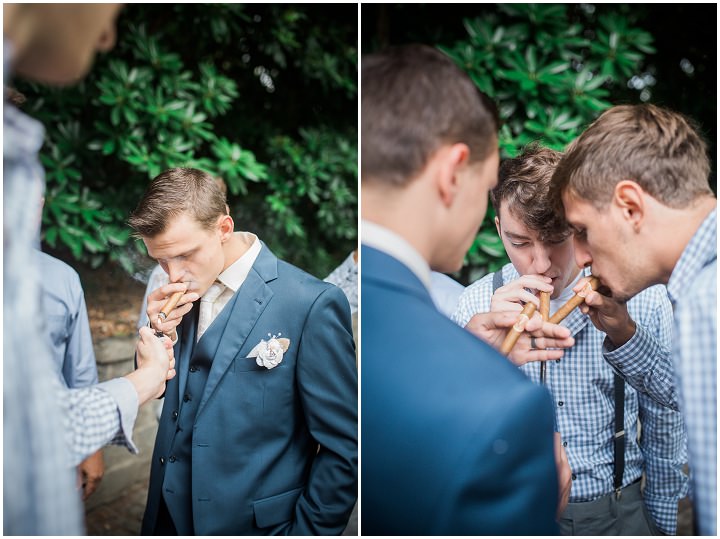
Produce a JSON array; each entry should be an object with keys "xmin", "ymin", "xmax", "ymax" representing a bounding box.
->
[{"xmin": 563, "ymin": 479, "xmax": 642, "ymax": 520}]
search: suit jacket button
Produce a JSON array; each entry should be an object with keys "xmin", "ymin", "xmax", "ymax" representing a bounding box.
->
[
  {"xmin": 189, "ymin": 365, "xmax": 198, "ymax": 373},
  {"xmin": 172, "ymin": 410, "xmax": 179, "ymax": 420},
  {"xmin": 169, "ymin": 455, "xmax": 177, "ymax": 463},
  {"xmin": 159, "ymin": 456, "xmax": 165, "ymax": 465},
  {"xmin": 183, "ymin": 394, "xmax": 191, "ymax": 402}
]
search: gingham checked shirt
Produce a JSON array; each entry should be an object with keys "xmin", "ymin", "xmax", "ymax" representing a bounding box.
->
[
  {"xmin": 453, "ymin": 265, "xmax": 688, "ymax": 534},
  {"xmin": 4, "ymin": 62, "xmax": 140, "ymax": 534},
  {"xmin": 603, "ymin": 208, "xmax": 716, "ymax": 536}
]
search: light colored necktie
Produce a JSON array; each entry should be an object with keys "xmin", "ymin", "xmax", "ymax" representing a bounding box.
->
[{"xmin": 197, "ymin": 282, "xmax": 225, "ymax": 340}]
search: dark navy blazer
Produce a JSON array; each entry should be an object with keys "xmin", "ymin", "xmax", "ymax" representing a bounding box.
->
[
  {"xmin": 142, "ymin": 245, "xmax": 357, "ymax": 535},
  {"xmin": 361, "ymin": 245, "xmax": 559, "ymax": 535}
]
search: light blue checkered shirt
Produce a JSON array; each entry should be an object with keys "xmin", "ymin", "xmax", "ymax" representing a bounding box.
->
[
  {"xmin": 603, "ymin": 208, "xmax": 717, "ymax": 535},
  {"xmin": 4, "ymin": 57, "xmax": 140, "ymax": 533},
  {"xmin": 453, "ymin": 265, "xmax": 689, "ymax": 534}
]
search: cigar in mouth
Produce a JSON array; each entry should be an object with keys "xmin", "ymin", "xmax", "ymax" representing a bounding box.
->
[
  {"xmin": 158, "ymin": 290, "xmax": 185, "ymax": 325},
  {"xmin": 547, "ymin": 277, "xmax": 600, "ymax": 325},
  {"xmin": 500, "ymin": 301, "xmax": 538, "ymax": 356},
  {"xmin": 539, "ymin": 291, "xmax": 551, "ymax": 321}
]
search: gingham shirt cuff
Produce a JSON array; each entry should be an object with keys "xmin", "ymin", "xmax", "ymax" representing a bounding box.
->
[
  {"xmin": 97, "ymin": 377, "xmax": 140, "ymax": 454},
  {"xmin": 643, "ymin": 491, "xmax": 680, "ymax": 535},
  {"xmin": 602, "ymin": 322, "xmax": 656, "ymax": 378}
]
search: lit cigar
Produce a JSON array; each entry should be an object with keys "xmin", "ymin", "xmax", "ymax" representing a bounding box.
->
[
  {"xmin": 547, "ymin": 277, "xmax": 600, "ymax": 324},
  {"xmin": 158, "ymin": 290, "xmax": 184, "ymax": 325},
  {"xmin": 500, "ymin": 302, "xmax": 537, "ymax": 356}
]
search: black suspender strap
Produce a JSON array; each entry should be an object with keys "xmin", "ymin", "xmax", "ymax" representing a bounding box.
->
[
  {"xmin": 492, "ymin": 270, "xmax": 504, "ymax": 294},
  {"xmin": 613, "ymin": 373, "xmax": 625, "ymax": 498}
]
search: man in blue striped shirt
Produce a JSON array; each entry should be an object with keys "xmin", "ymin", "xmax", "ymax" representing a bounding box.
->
[
  {"xmin": 551, "ymin": 105, "xmax": 716, "ymax": 535},
  {"xmin": 454, "ymin": 145, "xmax": 688, "ymax": 534}
]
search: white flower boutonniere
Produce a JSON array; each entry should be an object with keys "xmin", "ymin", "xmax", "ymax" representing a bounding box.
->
[{"xmin": 248, "ymin": 333, "xmax": 290, "ymax": 369}]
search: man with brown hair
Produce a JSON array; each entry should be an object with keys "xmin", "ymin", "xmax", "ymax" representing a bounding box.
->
[
  {"xmin": 551, "ymin": 104, "xmax": 716, "ymax": 535},
  {"xmin": 361, "ymin": 44, "xmax": 574, "ymax": 535},
  {"xmin": 454, "ymin": 145, "xmax": 688, "ymax": 535},
  {"xmin": 129, "ymin": 167, "xmax": 357, "ymax": 535}
]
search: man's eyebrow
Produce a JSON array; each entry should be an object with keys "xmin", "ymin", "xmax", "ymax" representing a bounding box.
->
[{"xmin": 503, "ymin": 230, "xmax": 532, "ymax": 240}]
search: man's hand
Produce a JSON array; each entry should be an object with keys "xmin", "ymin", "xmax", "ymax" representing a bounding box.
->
[
  {"xmin": 464, "ymin": 311, "xmax": 574, "ymax": 366},
  {"xmin": 78, "ymin": 450, "xmax": 104, "ymax": 500},
  {"xmin": 146, "ymin": 282, "xmax": 198, "ymax": 340},
  {"xmin": 554, "ymin": 432, "xmax": 572, "ymax": 520},
  {"xmin": 125, "ymin": 327, "xmax": 176, "ymax": 406},
  {"xmin": 576, "ymin": 277, "xmax": 636, "ymax": 347},
  {"xmin": 490, "ymin": 274, "xmax": 554, "ymax": 313}
]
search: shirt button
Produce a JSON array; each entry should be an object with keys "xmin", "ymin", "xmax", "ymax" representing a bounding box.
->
[
  {"xmin": 571, "ymin": 473, "xmax": 577, "ymax": 481},
  {"xmin": 169, "ymin": 455, "xmax": 177, "ymax": 463},
  {"xmin": 558, "ymin": 401, "xmax": 564, "ymax": 407},
  {"xmin": 556, "ymin": 359, "xmax": 561, "ymax": 363},
  {"xmin": 563, "ymin": 441, "xmax": 568, "ymax": 447},
  {"xmin": 159, "ymin": 456, "xmax": 166, "ymax": 465},
  {"xmin": 172, "ymin": 410, "xmax": 178, "ymax": 420},
  {"xmin": 183, "ymin": 394, "xmax": 191, "ymax": 402}
]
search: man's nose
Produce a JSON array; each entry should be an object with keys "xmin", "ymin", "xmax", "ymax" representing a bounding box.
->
[
  {"xmin": 573, "ymin": 238, "xmax": 593, "ymax": 269},
  {"xmin": 532, "ymin": 246, "xmax": 552, "ymax": 274},
  {"xmin": 166, "ymin": 261, "xmax": 185, "ymax": 284}
]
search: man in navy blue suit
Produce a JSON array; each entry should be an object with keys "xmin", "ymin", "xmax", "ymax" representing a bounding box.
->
[
  {"xmin": 129, "ymin": 168, "xmax": 357, "ymax": 535},
  {"xmin": 361, "ymin": 44, "xmax": 572, "ymax": 535}
]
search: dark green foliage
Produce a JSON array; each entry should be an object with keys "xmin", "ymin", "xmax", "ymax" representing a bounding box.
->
[
  {"xmin": 439, "ymin": 4, "xmax": 656, "ymax": 282},
  {"xmin": 17, "ymin": 4, "xmax": 357, "ymax": 279}
]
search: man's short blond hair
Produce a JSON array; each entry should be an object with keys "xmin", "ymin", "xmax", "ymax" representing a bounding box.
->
[{"xmin": 552, "ymin": 104, "xmax": 712, "ymax": 210}]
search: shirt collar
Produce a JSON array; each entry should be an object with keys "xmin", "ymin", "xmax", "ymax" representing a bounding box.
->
[
  {"xmin": 217, "ymin": 232, "xmax": 262, "ymax": 293},
  {"xmin": 361, "ymin": 219, "xmax": 432, "ymax": 291},
  {"xmin": 666, "ymin": 207, "xmax": 717, "ymax": 304}
]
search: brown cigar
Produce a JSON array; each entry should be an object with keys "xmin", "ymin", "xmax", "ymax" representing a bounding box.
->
[
  {"xmin": 547, "ymin": 277, "xmax": 600, "ymax": 324},
  {"xmin": 500, "ymin": 302, "xmax": 537, "ymax": 356},
  {"xmin": 158, "ymin": 290, "xmax": 184, "ymax": 323},
  {"xmin": 539, "ymin": 291, "xmax": 550, "ymax": 321}
]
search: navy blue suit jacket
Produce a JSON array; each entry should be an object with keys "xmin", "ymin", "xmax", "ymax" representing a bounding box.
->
[
  {"xmin": 361, "ymin": 245, "xmax": 559, "ymax": 535},
  {"xmin": 142, "ymin": 245, "xmax": 357, "ymax": 535}
]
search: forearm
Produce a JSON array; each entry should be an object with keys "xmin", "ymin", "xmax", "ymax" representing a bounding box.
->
[
  {"xmin": 63, "ymin": 378, "xmax": 139, "ymax": 465},
  {"xmin": 603, "ymin": 323, "xmax": 679, "ymax": 410}
]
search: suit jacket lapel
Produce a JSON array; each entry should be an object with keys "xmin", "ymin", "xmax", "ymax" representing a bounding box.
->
[{"xmin": 196, "ymin": 245, "xmax": 277, "ymax": 420}]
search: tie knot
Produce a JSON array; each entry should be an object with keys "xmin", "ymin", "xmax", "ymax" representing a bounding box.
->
[{"xmin": 201, "ymin": 282, "xmax": 224, "ymax": 303}]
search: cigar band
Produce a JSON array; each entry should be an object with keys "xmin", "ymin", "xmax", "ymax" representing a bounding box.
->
[
  {"xmin": 513, "ymin": 314, "xmax": 530, "ymax": 332},
  {"xmin": 158, "ymin": 312, "xmax": 168, "ymax": 320}
]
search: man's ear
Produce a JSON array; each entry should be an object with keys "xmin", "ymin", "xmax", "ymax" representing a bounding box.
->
[
  {"xmin": 613, "ymin": 180, "xmax": 645, "ymax": 231},
  {"xmin": 494, "ymin": 215, "xmax": 501, "ymax": 237},
  {"xmin": 217, "ymin": 214, "xmax": 234, "ymax": 241},
  {"xmin": 437, "ymin": 143, "xmax": 470, "ymax": 207}
]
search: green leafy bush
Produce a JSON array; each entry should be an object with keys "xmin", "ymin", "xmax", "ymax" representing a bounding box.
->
[
  {"xmin": 440, "ymin": 3, "xmax": 655, "ymax": 282},
  {"xmin": 17, "ymin": 4, "xmax": 357, "ymax": 279}
]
